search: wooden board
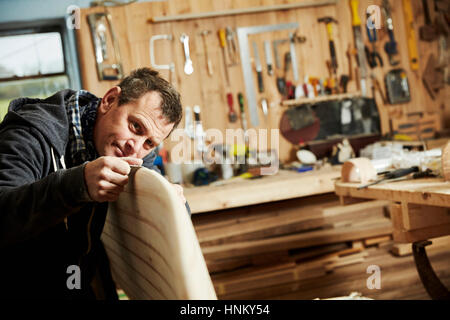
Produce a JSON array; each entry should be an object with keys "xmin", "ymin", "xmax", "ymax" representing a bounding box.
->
[
  {"xmin": 184, "ymin": 166, "xmax": 341, "ymax": 213},
  {"xmin": 201, "ymin": 217, "xmax": 392, "ymax": 260},
  {"xmin": 102, "ymin": 166, "xmax": 217, "ymax": 300}
]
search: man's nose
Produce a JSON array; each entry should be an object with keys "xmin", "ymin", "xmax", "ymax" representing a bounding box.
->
[{"xmin": 124, "ymin": 139, "xmax": 141, "ymax": 157}]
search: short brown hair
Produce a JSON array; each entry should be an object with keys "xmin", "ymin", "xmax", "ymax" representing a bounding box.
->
[{"xmin": 117, "ymin": 68, "xmax": 182, "ymax": 131}]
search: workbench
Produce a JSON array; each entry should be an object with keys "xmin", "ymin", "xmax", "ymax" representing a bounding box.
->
[
  {"xmin": 184, "ymin": 166, "xmax": 341, "ymax": 214},
  {"xmin": 335, "ymin": 178, "xmax": 450, "ymax": 300}
]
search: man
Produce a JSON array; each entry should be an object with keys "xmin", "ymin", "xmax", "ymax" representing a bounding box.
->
[{"xmin": 0, "ymin": 67, "xmax": 186, "ymax": 299}]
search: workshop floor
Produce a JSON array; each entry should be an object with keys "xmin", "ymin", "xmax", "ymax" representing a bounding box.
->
[{"xmin": 268, "ymin": 243, "xmax": 450, "ymax": 300}]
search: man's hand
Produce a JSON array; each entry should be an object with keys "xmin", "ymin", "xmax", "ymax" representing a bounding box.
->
[
  {"xmin": 171, "ymin": 183, "xmax": 186, "ymax": 204},
  {"xmin": 84, "ymin": 156, "xmax": 143, "ymax": 202}
]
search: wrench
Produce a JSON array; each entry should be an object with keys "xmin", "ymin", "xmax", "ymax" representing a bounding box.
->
[{"xmin": 180, "ymin": 33, "xmax": 194, "ymax": 75}]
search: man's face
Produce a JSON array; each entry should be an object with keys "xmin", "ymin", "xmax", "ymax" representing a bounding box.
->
[{"xmin": 94, "ymin": 86, "xmax": 174, "ymax": 159}]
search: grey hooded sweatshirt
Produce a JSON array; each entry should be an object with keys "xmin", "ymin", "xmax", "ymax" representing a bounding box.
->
[{"xmin": 0, "ymin": 89, "xmax": 164, "ymax": 299}]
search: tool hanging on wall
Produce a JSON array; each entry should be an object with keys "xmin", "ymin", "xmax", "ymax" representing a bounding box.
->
[
  {"xmin": 385, "ymin": 69, "xmax": 411, "ymax": 104},
  {"xmin": 87, "ymin": 12, "xmax": 123, "ymax": 81},
  {"xmin": 193, "ymin": 105, "xmax": 206, "ymax": 154},
  {"xmin": 365, "ymin": 15, "xmax": 383, "ymax": 68},
  {"xmin": 438, "ymin": 36, "xmax": 449, "ymax": 85},
  {"xmin": 402, "ymin": 0, "xmax": 420, "ymax": 71},
  {"xmin": 419, "ymin": 0, "xmax": 439, "ymax": 42},
  {"xmin": 273, "ymin": 38, "xmax": 289, "ymax": 97},
  {"xmin": 260, "ymin": 98, "xmax": 268, "ymax": 120},
  {"xmin": 237, "ymin": 22, "xmax": 299, "ymax": 126},
  {"xmin": 227, "ymin": 92, "xmax": 238, "ymax": 123},
  {"xmin": 346, "ymin": 43, "xmax": 355, "ymax": 81},
  {"xmin": 218, "ymin": 29, "xmax": 236, "ymax": 123},
  {"xmin": 318, "ymin": 16, "xmax": 339, "ymax": 85},
  {"xmin": 349, "ymin": 0, "xmax": 368, "ymax": 96},
  {"xmin": 289, "ymin": 32, "xmax": 300, "ymax": 83},
  {"xmin": 198, "ymin": 30, "xmax": 213, "ymax": 76},
  {"xmin": 237, "ymin": 93, "xmax": 249, "ymax": 143},
  {"xmin": 272, "ymin": 39, "xmax": 288, "ymax": 70},
  {"xmin": 284, "ymin": 52, "xmax": 295, "ymax": 99},
  {"xmin": 422, "ymin": 54, "xmax": 445, "ymax": 99},
  {"xmin": 370, "ymin": 74, "xmax": 387, "ymax": 104},
  {"xmin": 149, "ymin": 34, "xmax": 175, "ymax": 83},
  {"xmin": 226, "ymin": 27, "xmax": 239, "ymax": 66},
  {"xmin": 382, "ymin": 0, "xmax": 400, "ymax": 66},
  {"xmin": 263, "ymin": 40, "xmax": 273, "ymax": 76},
  {"xmin": 218, "ymin": 28, "xmax": 231, "ymax": 85},
  {"xmin": 180, "ymin": 33, "xmax": 194, "ymax": 75},
  {"xmin": 252, "ymin": 41, "xmax": 264, "ymax": 93},
  {"xmin": 184, "ymin": 106, "xmax": 194, "ymax": 139}
]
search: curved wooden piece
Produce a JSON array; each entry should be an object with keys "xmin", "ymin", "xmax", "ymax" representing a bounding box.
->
[{"xmin": 102, "ymin": 166, "xmax": 217, "ymax": 300}]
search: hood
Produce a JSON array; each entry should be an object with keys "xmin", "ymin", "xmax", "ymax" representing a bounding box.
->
[{"xmin": 0, "ymin": 89, "xmax": 76, "ymax": 157}]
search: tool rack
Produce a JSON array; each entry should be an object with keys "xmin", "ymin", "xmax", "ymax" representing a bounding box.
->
[{"xmin": 75, "ymin": 0, "xmax": 448, "ymax": 163}]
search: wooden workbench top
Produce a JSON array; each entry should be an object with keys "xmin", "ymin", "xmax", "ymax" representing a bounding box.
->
[
  {"xmin": 184, "ymin": 166, "xmax": 341, "ymax": 214},
  {"xmin": 335, "ymin": 178, "xmax": 450, "ymax": 208}
]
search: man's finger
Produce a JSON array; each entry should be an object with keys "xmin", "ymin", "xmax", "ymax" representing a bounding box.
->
[
  {"xmin": 104, "ymin": 171, "xmax": 129, "ymax": 187},
  {"xmin": 121, "ymin": 157, "xmax": 143, "ymax": 167},
  {"xmin": 98, "ymin": 180, "xmax": 125, "ymax": 192},
  {"xmin": 108, "ymin": 158, "xmax": 132, "ymax": 175}
]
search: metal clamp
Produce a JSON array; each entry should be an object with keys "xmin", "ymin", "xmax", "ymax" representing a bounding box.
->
[
  {"xmin": 87, "ymin": 12, "xmax": 123, "ymax": 81},
  {"xmin": 149, "ymin": 34, "xmax": 175, "ymax": 74}
]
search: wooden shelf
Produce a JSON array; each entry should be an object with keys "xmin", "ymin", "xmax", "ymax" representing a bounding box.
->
[
  {"xmin": 184, "ymin": 166, "xmax": 341, "ymax": 214},
  {"xmin": 281, "ymin": 92, "xmax": 362, "ymax": 107},
  {"xmin": 148, "ymin": 0, "xmax": 337, "ymax": 23}
]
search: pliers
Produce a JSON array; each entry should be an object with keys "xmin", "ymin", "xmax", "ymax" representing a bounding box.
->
[{"xmin": 365, "ymin": 25, "xmax": 384, "ymax": 68}]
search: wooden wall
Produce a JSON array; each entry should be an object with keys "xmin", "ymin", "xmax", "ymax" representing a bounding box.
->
[{"xmin": 76, "ymin": 0, "xmax": 448, "ymax": 163}]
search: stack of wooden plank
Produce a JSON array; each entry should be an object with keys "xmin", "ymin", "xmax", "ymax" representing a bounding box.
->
[
  {"xmin": 272, "ymin": 236, "xmax": 450, "ymax": 300},
  {"xmin": 192, "ymin": 194, "xmax": 395, "ymax": 299}
]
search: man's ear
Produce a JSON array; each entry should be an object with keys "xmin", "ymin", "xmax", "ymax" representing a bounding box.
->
[{"xmin": 99, "ymin": 86, "xmax": 122, "ymax": 114}]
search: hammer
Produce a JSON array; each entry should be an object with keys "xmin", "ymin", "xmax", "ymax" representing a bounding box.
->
[{"xmin": 318, "ymin": 17, "xmax": 339, "ymax": 74}]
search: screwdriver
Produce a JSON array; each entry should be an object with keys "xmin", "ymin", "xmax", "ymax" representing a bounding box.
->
[
  {"xmin": 357, "ymin": 166, "xmax": 419, "ymax": 189},
  {"xmin": 227, "ymin": 92, "xmax": 237, "ymax": 123},
  {"xmin": 238, "ymin": 92, "xmax": 248, "ymax": 144},
  {"xmin": 218, "ymin": 29, "xmax": 230, "ymax": 86}
]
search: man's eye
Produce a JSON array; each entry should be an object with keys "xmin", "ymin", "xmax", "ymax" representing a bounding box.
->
[
  {"xmin": 131, "ymin": 122, "xmax": 141, "ymax": 131},
  {"xmin": 146, "ymin": 140, "xmax": 154, "ymax": 147}
]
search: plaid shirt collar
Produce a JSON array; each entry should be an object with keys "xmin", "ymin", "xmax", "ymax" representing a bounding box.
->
[{"xmin": 66, "ymin": 90, "xmax": 101, "ymax": 167}]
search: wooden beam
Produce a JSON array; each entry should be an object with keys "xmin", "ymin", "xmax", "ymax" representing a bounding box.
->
[
  {"xmin": 202, "ymin": 218, "xmax": 392, "ymax": 260},
  {"xmin": 149, "ymin": 0, "xmax": 338, "ymax": 23}
]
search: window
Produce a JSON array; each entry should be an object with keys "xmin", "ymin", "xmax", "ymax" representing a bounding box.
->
[{"xmin": 0, "ymin": 20, "xmax": 80, "ymax": 121}]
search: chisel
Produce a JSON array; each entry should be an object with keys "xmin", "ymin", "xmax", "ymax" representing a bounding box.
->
[
  {"xmin": 264, "ymin": 40, "xmax": 273, "ymax": 76},
  {"xmin": 252, "ymin": 41, "xmax": 264, "ymax": 93},
  {"xmin": 358, "ymin": 166, "xmax": 419, "ymax": 189},
  {"xmin": 237, "ymin": 92, "xmax": 249, "ymax": 144},
  {"xmin": 289, "ymin": 32, "xmax": 299, "ymax": 82}
]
